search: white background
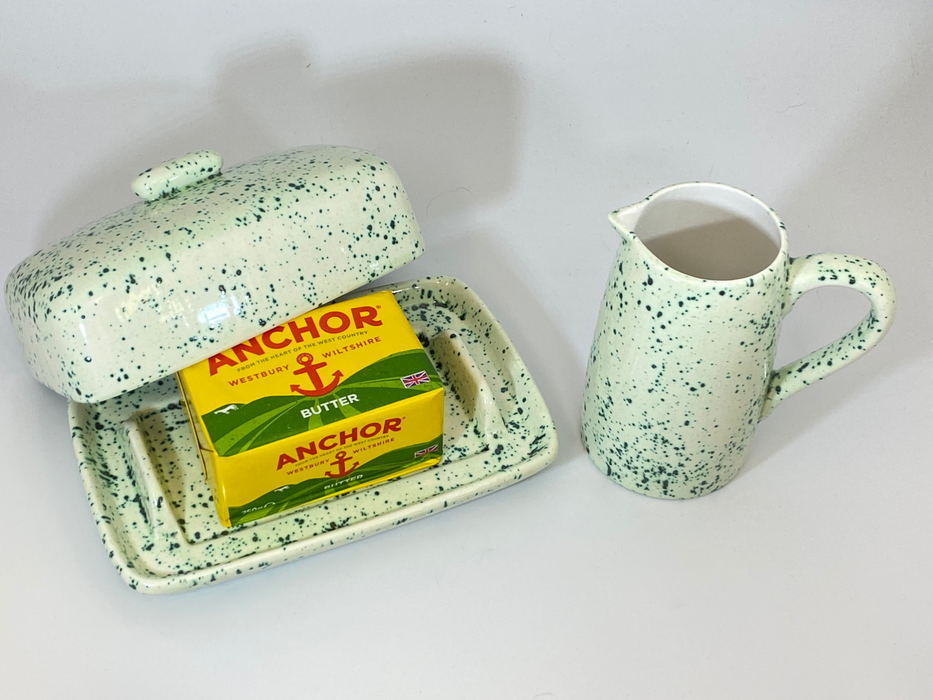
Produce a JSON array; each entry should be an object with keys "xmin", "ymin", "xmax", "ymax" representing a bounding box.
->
[{"xmin": 2, "ymin": 2, "xmax": 931, "ymax": 698}]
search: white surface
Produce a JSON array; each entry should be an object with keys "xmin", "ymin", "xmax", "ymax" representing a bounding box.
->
[{"xmin": 1, "ymin": 2, "xmax": 930, "ymax": 698}]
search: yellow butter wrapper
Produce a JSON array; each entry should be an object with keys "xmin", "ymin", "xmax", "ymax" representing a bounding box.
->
[{"xmin": 177, "ymin": 290, "xmax": 443, "ymax": 527}]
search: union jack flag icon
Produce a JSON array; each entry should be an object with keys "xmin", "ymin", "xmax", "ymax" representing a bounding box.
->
[
  {"xmin": 415, "ymin": 444, "xmax": 439, "ymax": 458},
  {"xmin": 401, "ymin": 370, "xmax": 431, "ymax": 388}
]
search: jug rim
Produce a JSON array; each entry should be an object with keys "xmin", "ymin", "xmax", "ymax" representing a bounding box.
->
[{"xmin": 610, "ymin": 181, "xmax": 789, "ymax": 286}]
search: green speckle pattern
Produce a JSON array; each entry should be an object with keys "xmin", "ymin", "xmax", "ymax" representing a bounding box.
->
[
  {"xmin": 69, "ymin": 278, "xmax": 558, "ymax": 594},
  {"xmin": 582, "ymin": 184, "xmax": 896, "ymax": 499},
  {"xmin": 761, "ymin": 253, "xmax": 896, "ymax": 416},
  {"xmin": 132, "ymin": 150, "xmax": 224, "ymax": 201},
  {"xmin": 5, "ymin": 146, "xmax": 423, "ymax": 403}
]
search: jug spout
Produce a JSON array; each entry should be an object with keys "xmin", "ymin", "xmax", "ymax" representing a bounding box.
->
[{"xmin": 608, "ymin": 200, "xmax": 647, "ymax": 238}]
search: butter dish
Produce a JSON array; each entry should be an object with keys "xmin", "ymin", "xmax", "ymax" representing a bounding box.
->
[
  {"xmin": 4, "ymin": 146, "xmax": 558, "ymax": 593},
  {"xmin": 71, "ymin": 277, "xmax": 557, "ymax": 593}
]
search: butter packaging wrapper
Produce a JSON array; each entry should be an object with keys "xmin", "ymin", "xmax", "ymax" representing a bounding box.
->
[{"xmin": 177, "ymin": 290, "xmax": 444, "ymax": 527}]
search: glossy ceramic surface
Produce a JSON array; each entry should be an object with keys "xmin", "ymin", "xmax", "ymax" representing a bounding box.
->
[
  {"xmin": 5, "ymin": 146, "xmax": 423, "ymax": 403},
  {"xmin": 70, "ymin": 277, "xmax": 558, "ymax": 594},
  {"xmin": 582, "ymin": 183, "xmax": 896, "ymax": 499}
]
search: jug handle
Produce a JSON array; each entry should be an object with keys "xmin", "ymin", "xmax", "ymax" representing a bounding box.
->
[{"xmin": 760, "ymin": 253, "xmax": 896, "ymax": 418}]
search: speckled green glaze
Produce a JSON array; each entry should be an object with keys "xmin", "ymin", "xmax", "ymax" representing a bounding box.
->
[
  {"xmin": 132, "ymin": 150, "xmax": 223, "ymax": 201},
  {"xmin": 5, "ymin": 146, "xmax": 423, "ymax": 403},
  {"xmin": 70, "ymin": 277, "xmax": 558, "ymax": 594},
  {"xmin": 582, "ymin": 183, "xmax": 895, "ymax": 499}
]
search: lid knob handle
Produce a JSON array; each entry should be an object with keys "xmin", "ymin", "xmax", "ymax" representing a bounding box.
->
[{"xmin": 132, "ymin": 150, "xmax": 223, "ymax": 202}]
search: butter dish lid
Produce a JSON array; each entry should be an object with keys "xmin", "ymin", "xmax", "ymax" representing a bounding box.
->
[{"xmin": 5, "ymin": 146, "xmax": 424, "ymax": 403}]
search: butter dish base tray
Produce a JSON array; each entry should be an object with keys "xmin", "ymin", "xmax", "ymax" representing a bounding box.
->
[{"xmin": 70, "ymin": 276, "xmax": 558, "ymax": 594}]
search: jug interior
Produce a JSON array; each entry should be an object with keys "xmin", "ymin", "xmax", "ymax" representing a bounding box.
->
[{"xmin": 635, "ymin": 186, "xmax": 781, "ymax": 280}]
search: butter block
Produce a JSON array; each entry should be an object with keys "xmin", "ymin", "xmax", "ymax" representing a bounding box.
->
[{"xmin": 177, "ymin": 290, "xmax": 444, "ymax": 527}]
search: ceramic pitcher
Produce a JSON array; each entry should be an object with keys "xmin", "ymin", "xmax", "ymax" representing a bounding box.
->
[{"xmin": 582, "ymin": 182, "xmax": 895, "ymax": 499}]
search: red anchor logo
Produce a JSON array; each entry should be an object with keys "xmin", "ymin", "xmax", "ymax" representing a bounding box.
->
[
  {"xmin": 325, "ymin": 450, "xmax": 359, "ymax": 478},
  {"xmin": 290, "ymin": 353, "xmax": 343, "ymax": 397}
]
